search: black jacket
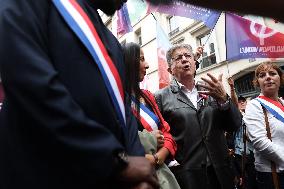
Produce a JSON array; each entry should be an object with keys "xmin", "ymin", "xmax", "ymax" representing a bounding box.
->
[
  {"xmin": 155, "ymin": 80, "xmax": 242, "ymax": 189},
  {"xmin": 0, "ymin": 0, "xmax": 143, "ymax": 188}
]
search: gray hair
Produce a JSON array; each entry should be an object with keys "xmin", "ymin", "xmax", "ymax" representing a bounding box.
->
[{"xmin": 166, "ymin": 44, "xmax": 193, "ymax": 67}]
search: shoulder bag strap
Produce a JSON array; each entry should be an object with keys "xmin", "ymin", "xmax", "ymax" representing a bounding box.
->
[
  {"xmin": 241, "ymin": 120, "xmax": 247, "ymax": 188},
  {"xmin": 261, "ymin": 105, "xmax": 280, "ymax": 189}
]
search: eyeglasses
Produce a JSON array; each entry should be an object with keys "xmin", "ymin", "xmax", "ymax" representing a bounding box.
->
[{"xmin": 172, "ymin": 53, "xmax": 192, "ymax": 62}]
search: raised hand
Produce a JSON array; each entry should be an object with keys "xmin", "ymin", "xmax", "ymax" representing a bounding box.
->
[
  {"xmin": 227, "ymin": 77, "xmax": 234, "ymax": 88},
  {"xmin": 194, "ymin": 46, "xmax": 204, "ymax": 60},
  {"xmin": 198, "ymin": 73, "xmax": 227, "ymax": 104}
]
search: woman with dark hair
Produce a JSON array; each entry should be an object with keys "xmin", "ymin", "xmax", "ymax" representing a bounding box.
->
[
  {"xmin": 123, "ymin": 42, "xmax": 180, "ymax": 189},
  {"xmin": 244, "ymin": 62, "xmax": 284, "ymax": 189}
]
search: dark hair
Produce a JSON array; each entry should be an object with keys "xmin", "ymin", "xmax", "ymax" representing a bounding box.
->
[
  {"xmin": 252, "ymin": 62, "xmax": 284, "ymax": 87},
  {"xmin": 238, "ymin": 95, "xmax": 246, "ymax": 102},
  {"xmin": 122, "ymin": 42, "xmax": 142, "ymax": 114}
]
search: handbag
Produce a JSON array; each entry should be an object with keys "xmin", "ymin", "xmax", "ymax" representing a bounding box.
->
[
  {"xmin": 261, "ymin": 105, "xmax": 280, "ymax": 189},
  {"xmin": 138, "ymin": 130, "xmax": 181, "ymax": 189}
]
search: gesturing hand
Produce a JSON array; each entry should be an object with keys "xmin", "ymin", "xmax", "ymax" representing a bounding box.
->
[{"xmin": 198, "ymin": 73, "xmax": 228, "ymax": 104}]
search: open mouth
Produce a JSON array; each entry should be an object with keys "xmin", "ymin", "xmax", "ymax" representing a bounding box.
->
[{"xmin": 183, "ymin": 65, "xmax": 190, "ymax": 70}]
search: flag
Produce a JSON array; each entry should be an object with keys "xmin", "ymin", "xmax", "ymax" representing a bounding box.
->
[
  {"xmin": 117, "ymin": 4, "xmax": 133, "ymax": 36},
  {"xmin": 226, "ymin": 13, "xmax": 284, "ymax": 60},
  {"xmin": 156, "ymin": 23, "xmax": 171, "ymax": 89},
  {"xmin": 147, "ymin": 1, "xmax": 221, "ymax": 29},
  {"xmin": 127, "ymin": 0, "xmax": 147, "ymax": 25}
]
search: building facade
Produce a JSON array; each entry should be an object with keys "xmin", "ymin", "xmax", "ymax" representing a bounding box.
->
[{"xmin": 101, "ymin": 9, "xmax": 284, "ymax": 98}]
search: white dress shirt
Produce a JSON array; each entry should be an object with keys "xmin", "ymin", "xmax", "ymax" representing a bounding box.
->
[{"xmin": 176, "ymin": 80, "xmax": 198, "ymax": 109}]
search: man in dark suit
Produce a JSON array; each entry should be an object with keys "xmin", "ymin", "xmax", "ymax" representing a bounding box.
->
[
  {"xmin": 155, "ymin": 44, "xmax": 242, "ymax": 189},
  {"xmin": 0, "ymin": 0, "xmax": 158, "ymax": 188}
]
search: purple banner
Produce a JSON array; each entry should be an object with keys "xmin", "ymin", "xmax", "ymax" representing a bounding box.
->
[
  {"xmin": 147, "ymin": 1, "xmax": 221, "ymax": 29},
  {"xmin": 226, "ymin": 13, "xmax": 284, "ymax": 60},
  {"xmin": 117, "ymin": 4, "xmax": 133, "ymax": 36}
]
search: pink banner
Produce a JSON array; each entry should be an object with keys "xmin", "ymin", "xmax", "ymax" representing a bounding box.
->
[{"xmin": 156, "ymin": 23, "xmax": 171, "ymax": 89}]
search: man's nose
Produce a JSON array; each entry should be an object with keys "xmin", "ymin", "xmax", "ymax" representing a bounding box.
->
[{"xmin": 181, "ymin": 55, "xmax": 188, "ymax": 62}]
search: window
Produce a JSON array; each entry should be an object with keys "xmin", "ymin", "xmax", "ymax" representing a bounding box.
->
[
  {"xmin": 235, "ymin": 72, "xmax": 258, "ymax": 97},
  {"xmin": 172, "ymin": 37, "xmax": 185, "ymax": 45},
  {"xmin": 168, "ymin": 16, "xmax": 194, "ymax": 37},
  {"xmin": 198, "ymin": 33, "xmax": 217, "ymax": 69},
  {"xmin": 135, "ymin": 29, "xmax": 142, "ymax": 46},
  {"xmin": 168, "ymin": 16, "xmax": 180, "ymax": 36},
  {"xmin": 168, "ymin": 16, "xmax": 179, "ymax": 32}
]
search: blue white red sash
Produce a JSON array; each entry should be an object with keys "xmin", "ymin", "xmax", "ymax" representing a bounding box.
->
[
  {"xmin": 131, "ymin": 98, "xmax": 160, "ymax": 131},
  {"xmin": 52, "ymin": 0, "xmax": 126, "ymax": 126},
  {"xmin": 256, "ymin": 96, "xmax": 284, "ymax": 124}
]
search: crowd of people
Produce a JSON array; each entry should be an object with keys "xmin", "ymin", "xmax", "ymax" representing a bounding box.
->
[{"xmin": 0, "ymin": 0, "xmax": 284, "ymax": 189}]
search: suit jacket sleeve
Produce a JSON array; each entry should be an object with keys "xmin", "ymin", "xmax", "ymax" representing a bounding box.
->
[
  {"xmin": 216, "ymin": 98, "xmax": 242, "ymax": 132},
  {"xmin": 0, "ymin": 0, "xmax": 128, "ymax": 180}
]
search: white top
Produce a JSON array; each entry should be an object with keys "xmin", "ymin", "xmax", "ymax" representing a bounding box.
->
[
  {"xmin": 244, "ymin": 98, "xmax": 284, "ymax": 172},
  {"xmin": 176, "ymin": 80, "xmax": 198, "ymax": 109}
]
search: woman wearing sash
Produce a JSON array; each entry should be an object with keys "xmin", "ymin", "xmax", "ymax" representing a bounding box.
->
[
  {"xmin": 123, "ymin": 42, "xmax": 180, "ymax": 189},
  {"xmin": 244, "ymin": 62, "xmax": 284, "ymax": 189}
]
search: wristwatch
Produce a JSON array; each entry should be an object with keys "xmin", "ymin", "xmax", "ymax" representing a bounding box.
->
[{"xmin": 218, "ymin": 94, "xmax": 230, "ymax": 110}]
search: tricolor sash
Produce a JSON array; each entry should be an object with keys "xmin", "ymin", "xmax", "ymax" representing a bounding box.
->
[
  {"xmin": 256, "ymin": 96, "xmax": 284, "ymax": 124},
  {"xmin": 131, "ymin": 97, "xmax": 160, "ymax": 131},
  {"xmin": 52, "ymin": 0, "xmax": 126, "ymax": 127}
]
